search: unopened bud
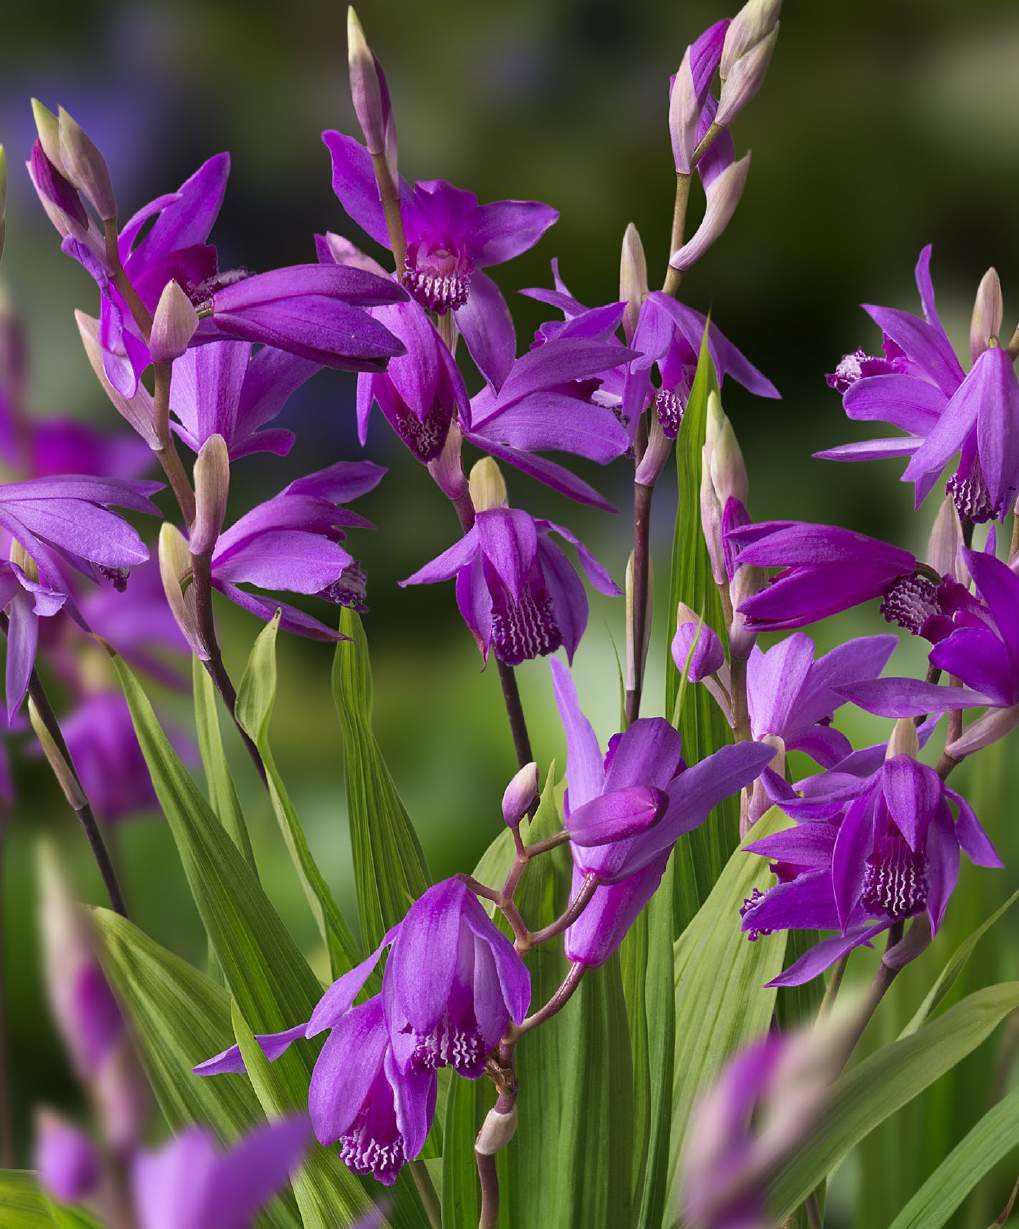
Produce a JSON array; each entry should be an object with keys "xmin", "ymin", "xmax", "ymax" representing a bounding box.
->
[
  {"xmin": 716, "ymin": 24, "xmax": 779, "ymax": 128},
  {"xmin": 77, "ymin": 311, "xmax": 161, "ymax": 449},
  {"xmin": 149, "ymin": 280, "xmax": 199, "ymax": 362},
  {"xmin": 475, "ymin": 1106, "xmax": 518, "ymax": 1156},
  {"xmin": 669, "ymin": 20, "xmax": 728, "ymax": 174},
  {"xmin": 700, "ymin": 447, "xmax": 726, "ymax": 585},
  {"xmin": 191, "ymin": 435, "xmax": 230, "ymax": 557},
  {"xmin": 158, "ymin": 522, "xmax": 209, "ymax": 660},
  {"xmin": 886, "ymin": 717, "xmax": 919, "ymax": 761},
  {"xmin": 926, "ymin": 497, "xmax": 963, "ymax": 580},
  {"xmin": 502, "ymin": 762, "xmax": 539, "ymax": 827},
  {"xmin": 29, "ymin": 700, "xmax": 85, "ymax": 810},
  {"xmin": 31, "ymin": 99, "xmax": 64, "ymax": 171},
  {"xmin": 720, "ymin": 0, "xmax": 782, "ymax": 79},
  {"xmin": 469, "ymin": 457, "xmax": 508, "ymax": 512},
  {"xmin": 28, "ymin": 139, "xmax": 89, "ymax": 241},
  {"xmin": 706, "ymin": 391, "xmax": 748, "ymax": 506},
  {"xmin": 35, "ymin": 1109, "xmax": 101, "ymax": 1205},
  {"xmin": 93, "ymin": 1039, "xmax": 149, "ymax": 1155},
  {"xmin": 57, "ymin": 106, "xmax": 116, "ymax": 222},
  {"xmin": 619, "ymin": 222, "xmax": 648, "ymax": 341},
  {"xmin": 672, "ymin": 605, "xmax": 724, "ymax": 681},
  {"xmin": 728, "ymin": 563, "xmax": 763, "ymax": 661},
  {"xmin": 970, "ymin": 267, "xmax": 1003, "ymax": 362},
  {"xmin": 348, "ymin": 7, "xmax": 388, "ymax": 157},
  {"xmin": 669, "ymin": 152, "xmax": 751, "ymax": 272},
  {"xmin": 634, "ymin": 415, "xmax": 673, "ymax": 486}
]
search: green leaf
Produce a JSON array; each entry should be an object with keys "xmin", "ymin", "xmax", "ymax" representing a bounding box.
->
[
  {"xmin": 192, "ymin": 657, "xmax": 256, "ymax": 873},
  {"xmin": 666, "ymin": 808, "xmax": 791, "ymax": 1208},
  {"xmin": 0, "ymin": 1171, "xmax": 59, "ymax": 1228},
  {"xmin": 900, "ymin": 888, "xmax": 1019, "ymax": 1039},
  {"xmin": 887, "ymin": 1086, "xmax": 1019, "ymax": 1229},
  {"xmin": 332, "ymin": 609, "xmax": 430, "ymax": 949},
  {"xmin": 236, "ymin": 615, "xmax": 362, "ymax": 978},
  {"xmin": 663, "ymin": 329, "xmax": 739, "ymax": 935},
  {"xmin": 92, "ymin": 908, "xmax": 302, "ymax": 1228},
  {"xmin": 767, "ymin": 981, "xmax": 1019, "ymax": 1221}
]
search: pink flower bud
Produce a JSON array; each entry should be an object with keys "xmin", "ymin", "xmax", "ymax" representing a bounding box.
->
[
  {"xmin": 672, "ymin": 607, "xmax": 725, "ymax": 681},
  {"xmin": 27, "ymin": 139, "xmax": 89, "ymax": 242},
  {"xmin": 720, "ymin": 0, "xmax": 782, "ymax": 79},
  {"xmin": 159, "ymin": 523, "xmax": 210, "ymax": 660},
  {"xmin": 669, "ymin": 20, "xmax": 729, "ymax": 174},
  {"xmin": 57, "ymin": 106, "xmax": 116, "ymax": 222},
  {"xmin": 970, "ymin": 267, "xmax": 1003, "ymax": 362},
  {"xmin": 190, "ymin": 434, "xmax": 230, "ymax": 557},
  {"xmin": 502, "ymin": 762, "xmax": 539, "ymax": 826},
  {"xmin": 35, "ymin": 1109, "xmax": 101, "ymax": 1205},
  {"xmin": 149, "ymin": 280, "xmax": 199, "ymax": 363},
  {"xmin": 926, "ymin": 497, "xmax": 963, "ymax": 581},
  {"xmin": 634, "ymin": 416, "xmax": 673, "ymax": 486},
  {"xmin": 716, "ymin": 24, "xmax": 779, "ymax": 128},
  {"xmin": 619, "ymin": 222, "xmax": 648, "ymax": 341},
  {"xmin": 347, "ymin": 6, "xmax": 397, "ymax": 178},
  {"xmin": 669, "ymin": 152, "xmax": 751, "ymax": 273}
]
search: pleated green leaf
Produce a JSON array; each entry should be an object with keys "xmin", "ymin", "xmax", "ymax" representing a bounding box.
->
[
  {"xmin": 111, "ymin": 654, "xmax": 377, "ymax": 1223},
  {"xmin": 332, "ymin": 609, "xmax": 430, "ymax": 950},
  {"xmin": 767, "ymin": 981, "xmax": 1019, "ymax": 1221},
  {"xmin": 0, "ymin": 1172, "xmax": 59, "ymax": 1228},
  {"xmin": 663, "ymin": 328, "xmax": 740, "ymax": 936},
  {"xmin": 192, "ymin": 658, "xmax": 256, "ymax": 873},
  {"xmin": 666, "ymin": 808, "xmax": 790, "ymax": 1209},
  {"xmin": 92, "ymin": 909, "xmax": 302, "ymax": 1228},
  {"xmin": 887, "ymin": 1086, "xmax": 1019, "ymax": 1229},
  {"xmin": 236, "ymin": 615, "xmax": 362, "ymax": 978}
]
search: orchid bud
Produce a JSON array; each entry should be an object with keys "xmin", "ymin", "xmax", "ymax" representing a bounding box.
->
[
  {"xmin": 672, "ymin": 605, "xmax": 725, "ymax": 681},
  {"xmin": 669, "ymin": 152, "xmax": 751, "ymax": 272},
  {"xmin": 158, "ymin": 522, "xmax": 209, "ymax": 660},
  {"xmin": 76, "ymin": 311, "xmax": 161, "ymax": 449},
  {"xmin": 29, "ymin": 700, "xmax": 85, "ymax": 811},
  {"xmin": 669, "ymin": 20, "xmax": 728, "ymax": 174},
  {"xmin": 35, "ymin": 1110, "xmax": 101, "ymax": 1204},
  {"xmin": 191, "ymin": 434, "xmax": 230, "ymax": 557},
  {"xmin": 619, "ymin": 222, "xmax": 648, "ymax": 341},
  {"xmin": 700, "ymin": 446, "xmax": 726, "ymax": 585},
  {"xmin": 970, "ymin": 267, "xmax": 1003, "ymax": 362},
  {"xmin": 886, "ymin": 717, "xmax": 920, "ymax": 761},
  {"xmin": 468, "ymin": 457, "xmax": 508, "ymax": 512},
  {"xmin": 927, "ymin": 497, "xmax": 963, "ymax": 580},
  {"xmin": 634, "ymin": 415, "xmax": 673, "ymax": 486},
  {"xmin": 502, "ymin": 762, "xmax": 539, "ymax": 827},
  {"xmin": 348, "ymin": 7, "xmax": 386, "ymax": 154},
  {"xmin": 720, "ymin": 0, "xmax": 782, "ymax": 80},
  {"xmin": 27, "ymin": 139, "xmax": 89, "ymax": 242},
  {"xmin": 706, "ymin": 391, "xmax": 749, "ymax": 506},
  {"xmin": 31, "ymin": 99, "xmax": 64, "ymax": 171},
  {"xmin": 149, "ymin": 280, "xmax": 199, "ymax": 362},
  {"xmin": 716, "ymin": 24, "xmax": 779, "ymax": 128},
  {"xmin": 57, "ymin": 106, "xmax": 116, "ymax": 222},
  {"xmin": 728, "ymin": 563, "xmax": 763, "ymax": 661}
]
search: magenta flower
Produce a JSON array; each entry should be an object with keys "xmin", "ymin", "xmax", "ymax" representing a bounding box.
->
[
  {"xmin": 170, "ymin": 339, "xmax": 319, "ymax": 460},
  {"xmin": 323, "ymin": 129, "xmax": 557, "ymax": 378},
  {"xmin": 35, "ymin": 1112, "xmax": 102, "ymax": 1205},
  {"xmin": 819, "ymin": 246, "xmax": 1019, "ymax": 522},
  {"xmin": 550, "ymin": 660, "xmax": 772, "ymax": 965},
  {"xmin": 400, "ymin": 505, "xmax": 620, "ymax": 666},
  {"xmin": 0, "ymin": 562, "xmax": 66, "ymax": 719},
  {"xmin": 740, "ymin": 756, "xmax": 1001, "ymax": 985},
  {"xmin": 132, "ymin": 1118, "xmax": 310, "ymax": 1229},
  {"xmin": 208, "ymin": 461, "xmax": 385, "ymax": 641}
]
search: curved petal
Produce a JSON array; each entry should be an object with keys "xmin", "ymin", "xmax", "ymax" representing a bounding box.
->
[
  {"xmin": 842, "ymin": 373, "xmax": 945, "ymax": 432},
  {"xmin": 306, "ymin": 925, "xmax": 401, "ymax": 1038},
  {"xmin": 387, "ymin": 880, "xmax": 468, "ymax": 1035},
  {"xmin": 461, "ymin": 894, "xmax": 531, "ymax": 1025},
  {"xmin": 400, "ymin": 529, "xmax": 478, "ymax": 587},
  {"xmin": 831, "ymin": 790, "xmax": 875, "ymax": 929},
  {"xmin": 767, "ymin": 923, "xmax": 888, "ymax": 987},
  {"xmin": 549, "ymin": 658, "xmax": 604, "ymax": 810},
  {"xmin": 308, "ymin": 998, "xmax": 389, "ymax": 1146},
  {"xmin": 455, "ymin": 269, "xmax": 516, "ymax": 391}
]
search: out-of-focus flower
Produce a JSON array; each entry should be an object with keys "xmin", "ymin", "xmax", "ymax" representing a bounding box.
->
[
  {"xmin": 740, "ymin": 749, "xmax": 1000, "ymax": 985},
  {"xmin": 132, "ymin": 1118, "xmax": 311, "ymax": 1229},
  {"xmin": 819, "ymin": 246, "xmax": 1019, "ymax": 523},
  {"xmin": 209, "ymin": 461, "xmax": 385, "ymax": 641},
  {"xmin": 550, "ymin": 659, "xmax": 771, "ymax": 964},
  {"xmin": 35, "ymin": 1110, "xmax": 101, "ymax": 1205},
  {"xmin": 400, "ymin": 492, "xmax": 620, "ymax": 666}
]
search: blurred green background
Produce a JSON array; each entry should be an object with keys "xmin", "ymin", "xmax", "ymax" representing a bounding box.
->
[{"xmin": 2, "ymin": 0, "xmax": 1018, "ymax": 1223}]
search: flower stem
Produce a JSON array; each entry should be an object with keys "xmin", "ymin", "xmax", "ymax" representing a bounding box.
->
[
  {"xmin": 497, "ymin": 660, "xmax": 535, "ymax": 770},
  {"xmin": 410, "ymin": 1159, "xmax": 441, "ymax": 1229},
  {"xmin": 624, "ymin": 480, "xmax": 654, "ymax": 727},
  {"xmin": 476, "ymin": 1147, "xmax": 500, "ymax": 1229},
  {"xmin": 0, "ymin": 822, "xmax": 12, "ymax": 1167},
  {"xmin": 516, "ymin": 962, "xmax": 586, "ymax": 1036},
  {"xmin": 520, "ymin": 874, "xmax": 599, "ymax": 952},
  {"xmin": 661, "ymin": 123, "xmax": 723, "ymax": 296},
  {"xmin": 834, "ymin": 921, "xmax": 906, "ymax": 1070},
  {"xmin": 370, "ymin": 151, "xmax": 407, "ymax": 275}
]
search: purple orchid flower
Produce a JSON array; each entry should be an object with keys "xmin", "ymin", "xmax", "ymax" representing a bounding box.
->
[
  {"xmin": 740, "ymin": 755, "xmax": 1001, "ymax": 985},
  {"xmin": 323, "ymin": 129, "xmax": 557, "ymax": 380},
  {"xmin": 0, "ymin": 562, "xmax": 66, "ymax": 719},
  {"xmin": 35, "ymin": 1111, "xmax": 102, "ymax": 1206},
  {"xmin": 169, "ymin": 339, "xmax": 319, "ymax": 460},
  {"xmin": 400, "ymin": 504, "xmax": 620, "ymax": 666},
  {"xmin": 840, "ymin": 548, "xmax": 1019, "ymax": 756},
  {"xmin": 819, "ymin": 245, "xmax": 1019, "ymax": 522},
  {"xmin": 550, "ymin": 659, "xmax": 773, "ymax": 965},
  {"xmin": 726, "ymin": 517, "xmax": 974, "ymax": 639},
  {"xmin": 207, "ymin": 461, "xmax": 385, "ymax": 642},
  {"xmin": 132, "ymin": 1118, "xmax": 311, "ymax": 1229}
]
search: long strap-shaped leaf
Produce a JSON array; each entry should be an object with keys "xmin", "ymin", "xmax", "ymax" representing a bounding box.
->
[
  {"xmin": 111, "ymin": 654, "xmax": 377, "ymax": 1224},
  {"xmin": 236, "ymin": 615, "xmax": 363, "ymax": 979},
  {"xmin": 666, "ymin": 808, "xmax": 790, "ymax": 1209},
  {"xmin": 332, "ymin": 609, "xmax": 430, "ymax": 949},
  {"xmin": 767, "ymin": 981, "xmax": 1019, "ymax": 1221},
  {"xmin": 886, "ymin": 1085, "xmax": 1019, "ymax": 1229},
  {"xmin": 92, "ymin": 909, "xmax": 302, "ymax": 1229}
]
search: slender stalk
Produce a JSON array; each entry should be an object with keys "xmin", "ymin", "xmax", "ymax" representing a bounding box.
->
[
  {"xmin": 661, "ymin": 123, "xmax": 724, "ymax": 296},
  {"xmin": 152, "ymin": 364, "xmax": 197, "ymax": 523},
  {"xmin": 497, "ymin": 660, "xmax": 535, "ymax": 771},
  {"xmin": 624, "ymin": 481, "xmax": 654, "ymax": 727},
  {"xmin": 835, "ymin": 921, "xmax": 905, "ymax": 1070},
  {"xmin": 476, "ymin": 1148, "xmax": 500, "ymax": 1229},
  {"xmin": 516, "ymin": 962, "xmax": 586, "ymax": 1036},
  {"xmin": 0, "ymin": 822, "xmax": 11, "ymax": 1167},
  {"xmin": 521, "ymin": 874, "xmax": 599, "ymax": 952},
  {"xmin": 817, "ymin": 952, "xmax": 850, "ymax": 1020},
  {"xmin": 410, "ymin": 1159, "xmax": 441, "ymax": 1229},
  {"xmin": 370, "ymin": 151, "xmax": 407, "ymax": 274}
]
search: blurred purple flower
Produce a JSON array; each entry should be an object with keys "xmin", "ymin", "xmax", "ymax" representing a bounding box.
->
[
  {"xmin": 35, "ymin": 1110, "xmax": 101, "ymax": 1205},
  {"xmin": 400, "ymin": 505, "xmax": 620, "ymax": 665}
]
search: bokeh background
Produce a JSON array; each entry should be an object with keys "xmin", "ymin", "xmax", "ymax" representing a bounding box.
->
[{"xmin": 2, "ymin": 1, "xmax": 1018, "ymax": 1224}]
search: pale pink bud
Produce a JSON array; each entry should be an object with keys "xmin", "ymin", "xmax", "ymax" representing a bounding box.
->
[
  {"xmin": 926, "ymin": 497, "xmax": 963, "ymax": 581},
  {"xmin": 502, "ymin": 762, "xmax": 539, "ymax": 827},
  {"xmin": 149, "ymin": 280, "xmax": 199, "ymax": 362},
  {"xmin": 672, "ymin": 606, "xmax": 724, "ymax": 681},
  {"xmin": 634, "ymin": 415, "xmax": 673, "ymax": 486},
  {"xmin": 669, "ymin": 20, "xmax": 728, "ymax": 174},
  {"xmin": 190, "ymin": 435, "xmax": 230, "ymax": 557},
  {"xmin": 705, "ymin": 391, "xmax": 748, "ymax": 507},
  {"xmin": 159, "ymin": 523, "xmax": 209, "ymax": 660},
  {"xmin": 76, "ymin": 311, "xmax": 161, "ymax": 448},
  {"xmin": 720, "ymin": 0, "xmax": 782, "ymax": 79},
  {"xmin": 669, "ymin": 152, "xmax": 751, "ymax": 272},
  {"xmin": 57, "ymin": 106, "xmax": 116, "ymax": 222},
  {"xmin": 970, "ymin": 267, "xmax": 1003, "ymax": 362},
  {"xmin": 619, "ymin": 222, "xmax": 648, "ymax": 341},
  {"xmin": 716, "ymin": 25, "xmax": 779, "ymax": 128}
]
